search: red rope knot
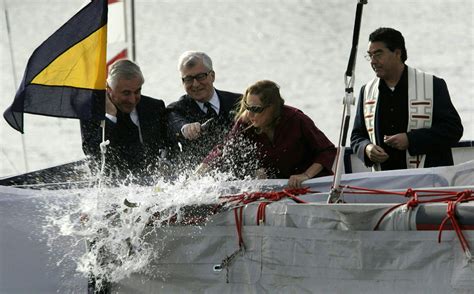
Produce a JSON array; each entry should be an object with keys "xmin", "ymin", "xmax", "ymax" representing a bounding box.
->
[
  {"xmin": 241, "ymin": 192, "xmax": 251, "ymax": 203},
  {"xmin": 405, "ymin": 188, "xmax": 419, "ymax": 209},
  {"xmin": 255, "ymin": 188, "xmax": 313, "ymax": 225},
  {"xmin": 438, "ymin": 200, "xmax": 471, "ymax": 258},
  {"xmin": 457, "ymin": 190, "xmax": 473, "ymax": 203},
  {"xmin": 268, "ymin": 191, "xmax": 284, "ymax": 202},
  {"xmin": 446, "ymin": 201, "xmax": 455, "ymax": 218},
  {"xmin": 221, "ymin": 187, "xmax": 316, "ymax": 249}
]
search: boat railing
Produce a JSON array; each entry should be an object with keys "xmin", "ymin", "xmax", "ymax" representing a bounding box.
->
[
  {"xmin": 343, "ymin": 140, "xmax": 474, "ymax": 174},
  {"xmin": 0, "ymin": 140, "xmax": 472, "ymax": 189}
]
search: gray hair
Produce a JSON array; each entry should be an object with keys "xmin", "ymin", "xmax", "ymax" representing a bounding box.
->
[
  {"xmin": 107, "ymin": 59, "xmax": 145, "ymax": 89},
  {"xmin": 178, "ymin": 51, "xmax": 213, "ymax": 72}
]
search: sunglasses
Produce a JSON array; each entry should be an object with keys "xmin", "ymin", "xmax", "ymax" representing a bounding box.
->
[
  {"xmin": 181, "ymin": 71, "xmax": 212, "ymax": 84},
  {"xmin": 244, "ymin": 101, "xmax": 267, "ymax": 113}
]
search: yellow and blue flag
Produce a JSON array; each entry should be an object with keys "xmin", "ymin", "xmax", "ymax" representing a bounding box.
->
[{"xmin": 3, "ymin": 0, "xmax": 108, "ymax": 133}]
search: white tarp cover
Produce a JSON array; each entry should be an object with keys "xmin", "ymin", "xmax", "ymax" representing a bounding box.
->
[
  {"xmin": 116, "ymin": 226, "xmax": 474, "ymax": 294},
  {"xmin": 0, "ymin": 161, "xmax": 473, "ymax": 293},
  {"xmin": 0, "ymin": 186, "xmax": 87, "ymax": 293}
]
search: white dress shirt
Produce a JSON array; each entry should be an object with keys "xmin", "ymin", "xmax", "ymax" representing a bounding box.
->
[{"xmin": 196, "ymin": 89, "xmax": 220, "ymax": 114}]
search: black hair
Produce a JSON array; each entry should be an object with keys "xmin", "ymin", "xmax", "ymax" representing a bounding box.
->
[{"xmin": 369, "ymin": 27, "xmax": 407, "ymax": 62}]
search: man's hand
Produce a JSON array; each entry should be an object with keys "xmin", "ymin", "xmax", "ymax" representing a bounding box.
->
[
  {"xmin": 365, "ymin": 144, "xmax": 389, "ymax": 163},
  {"xmin": 181, "ymin": 122, "xmax": 202, "ymax": 140},
  {"xmin": 106, "ymin": 94, "xmax": 117, "ymax": 117},
  {"xmin": 384, "ymin": 133, "xmax": 409, "ymax": 150}
]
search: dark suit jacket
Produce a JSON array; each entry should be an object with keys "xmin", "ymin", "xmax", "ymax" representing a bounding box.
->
[
  {"xmin": 351, "ymin": 74, "xmax": 463, "ymax": 170},
  {"xmin": 80, "ymin": 95, "xmax": 176, "ymax": 179},
  {"xmin": 167, "ymin": 89, "xmax": 241, "ymax": 168}
]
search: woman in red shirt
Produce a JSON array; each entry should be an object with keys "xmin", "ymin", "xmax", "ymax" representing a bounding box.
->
[{"xmin": 198, "ymin": 80, "xmax": 336, "ymax": 188}]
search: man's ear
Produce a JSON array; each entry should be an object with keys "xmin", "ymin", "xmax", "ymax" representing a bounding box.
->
[
  {"xmin": 394, "ymin": 48, "xmax": 402, "ymax": 60},
  {"xmin": 210, "ymin": 70, "xmax": 216, "ymax": 83},
  {"xmin": 106, "ymin": 84, "xmax": 112, "ymax": 98}
]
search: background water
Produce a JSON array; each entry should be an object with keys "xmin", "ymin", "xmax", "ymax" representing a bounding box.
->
[{"xmin": 0, "ymin": 0, "xmax": 472, "ymax": 177}]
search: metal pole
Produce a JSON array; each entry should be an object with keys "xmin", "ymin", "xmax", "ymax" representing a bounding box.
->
[
  {"xmin": 4, "ymin": 1, "xmax": 29, "ymax": 173},
  {"xmin": 130, "ymin": 0, "xmax": 136, "ymax": 61},
  {"xmin": 327, "ymin": 0, "xmax": 367, "ymax": 203}
]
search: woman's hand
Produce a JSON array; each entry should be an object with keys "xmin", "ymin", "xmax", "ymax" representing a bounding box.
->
[{"xmin": 288, "ymin": 173, "xmax": 310, "ymax": 189}]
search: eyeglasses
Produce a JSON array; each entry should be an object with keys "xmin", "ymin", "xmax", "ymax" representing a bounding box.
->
[
  {"xmin": 244, "ymin": 101, "xmax": 267, "ymax": 113},
  {"xmin": 364, "ymin": 50, "xmax": 384, "ymax": 61},
  {"xmin": 181, "ymin": 71, "xmax": 212, "ymax": 84}
]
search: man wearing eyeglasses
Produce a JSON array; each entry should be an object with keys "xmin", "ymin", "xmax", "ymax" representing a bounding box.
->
[
  {"xmin": 167, "ymin": 51, "xmax": 241, "ymax": 168},
  {"xmin": 351, "ymin": 27, "xmax": 463, "ymax": 171}
]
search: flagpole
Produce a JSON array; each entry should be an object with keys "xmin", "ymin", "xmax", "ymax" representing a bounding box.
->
[
  {"xmin": 130, "ymin": 0, "xmax": 136, "ymax": 60},
  {"xmin": 4, "ymin": 1, "xmax": 29, "ymax": 173},
  {"xmin": 123, "ymin": 0, "xmax": 136, "ymax": 61}
]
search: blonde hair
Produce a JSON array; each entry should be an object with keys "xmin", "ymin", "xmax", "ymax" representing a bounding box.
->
[{"xmin": 235, "ymin": 80, "xmax": 285, "ymax": 122}]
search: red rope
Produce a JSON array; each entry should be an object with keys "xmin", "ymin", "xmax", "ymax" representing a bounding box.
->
[
  {"xmin": 226, "ymin": 186, "xmax": 472, "ymax": 257},
  {"xmin": 223, "ymin": 187, "xmax": 316, "ymax": 248},
  {"xmin": 354, "ymin": 186, "xmax": 473, "ymax": 257},
  {"xmin": 373, "ymin": 202, "xmax": 406, "ymax": 231},
  {"xmin": 340, "ymin": 185, "xmax": 461, "ymax": 198},
  {"xmin": 234, "ymin": 206, "xmax": 245, "ymax": 249},
  {"xmin": 257, "ymin": 202, "xmax": 271, "ymax": 225},
  {"xmin": 370, "ymin": 188, "xmax": 474, "ymax": 230},
  {"xmin": 220, "ymin": 187, "xmax": 314, "ymax": 206},
  {"xmin": 438, "ymin": 191, "xmax": 472, "ymax": 255},
  {"xmin": 373, "ymin": 188, "xmax": 421, "ymax": 230}
]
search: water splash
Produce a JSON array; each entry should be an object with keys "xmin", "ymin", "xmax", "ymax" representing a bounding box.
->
[
  {"xmin": 42, "ymin": 171, "xmax": 240, "ymax": 289},
  {"xmin": 40, "ymin": 134, "xmax": 270, "ymax": 290}
]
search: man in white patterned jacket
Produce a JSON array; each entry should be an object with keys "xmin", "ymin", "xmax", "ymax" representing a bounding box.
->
[{"xmin": 351, "ymin": 27, "xmax": 463, "ymax": 171}]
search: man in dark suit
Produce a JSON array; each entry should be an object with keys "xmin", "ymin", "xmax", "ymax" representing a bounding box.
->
[
  {"xmin": 81, "ymin": 59, "xmax": 175, "ymax": 182},
  {"xmin": 167, "ymin": 51, "xmax": 241, "ymax": 168}
]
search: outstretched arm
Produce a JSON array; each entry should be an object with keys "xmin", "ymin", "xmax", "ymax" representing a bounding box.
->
[
  {"xmin": 167, "ymin": 102, "xmax": 206, "ymax": 141},
  {"xmin": 288, "ymin": 163, "xmax": 323, "ymax": 189}
]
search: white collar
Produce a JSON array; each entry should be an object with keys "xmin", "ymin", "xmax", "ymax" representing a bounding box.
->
[
  {"xmin": 197, "ymin": 89, "xmax": 220, "ymax": 114},
  {"xmin": 129, "ymin": 108, "xmax": 139, "ymax": 126},
  {"xmin": 106, "ymin": 108, "xmax": 139, "ymax": 126}
]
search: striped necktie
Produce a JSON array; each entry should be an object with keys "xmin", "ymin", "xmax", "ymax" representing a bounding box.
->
[{"xmin": 204, "ymin": 102, "xmax": 218, "ymax": 118}]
